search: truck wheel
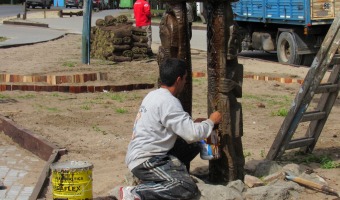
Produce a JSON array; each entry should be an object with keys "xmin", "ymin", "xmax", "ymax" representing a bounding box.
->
[{"xmin": 277, "ymin": 32, "xmax": 302, "ymax": 65}]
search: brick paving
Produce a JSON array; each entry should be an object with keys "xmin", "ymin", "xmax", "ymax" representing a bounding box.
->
[{"xmin": 0, "ymin": 136, "xmax": 45, "ymax": 200}]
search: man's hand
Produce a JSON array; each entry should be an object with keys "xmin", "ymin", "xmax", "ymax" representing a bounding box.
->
[{"xmin": 209, "ymin": 111, "xmax": 222, "ymax": 125}]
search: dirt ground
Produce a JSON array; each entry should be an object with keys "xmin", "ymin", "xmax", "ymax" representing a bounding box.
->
[{"xmin": 0, "ymin": 34, "xmax": 339, "ymax": 199}]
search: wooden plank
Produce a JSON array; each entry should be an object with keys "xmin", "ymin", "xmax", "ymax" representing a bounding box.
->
[
  {"xmin": 315, "ymin": 83, "xmax": 338, "ymax": 93},
  {"xmin": 29, "ymin": 150, "xmax": 59, "ymax": 200},
  {"xmin": 266, "ymin": 13, "xmax": 340, "ymax": 160},
  {"xmin": 311, "ymin": 0, "xmax": 335, "ymax": 19},
  {"xmin": 287, "ymin": 138, "xmax": 315, "ymax": 150},
  {"xmin": 300, "ymin": 111, "xmax": 326, "ymax": 122},
  {"xmin": 0, "ymin": 115, "xmax": 58, "ymax": 161},
  {"xmin": 330, "ymin": 54, "xmax": 340, "ymax": 65}
]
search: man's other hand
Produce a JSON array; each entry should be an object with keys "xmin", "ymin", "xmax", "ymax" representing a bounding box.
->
[{"xmin": 209, "ymin": 111, "xmax": 222, "ymax": 124}]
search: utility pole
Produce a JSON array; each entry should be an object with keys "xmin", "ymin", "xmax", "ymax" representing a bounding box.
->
[
  {"xmin": 23, "ymin": 2, "xmax": 27, "ymax": 20},
  {"xmin": 82, "ymin": 0, "xmax": 92, "ymax": 64}
]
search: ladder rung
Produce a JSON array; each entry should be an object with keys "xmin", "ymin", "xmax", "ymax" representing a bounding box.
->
[
  {"xmin": 301, "ymin": 111, "xmax": 326, "ymax": 122},
  {"xmin": 315, "ymin": 83, "xmax": 339, "ymax": 94},
  {"xmin": 330, "ymin": 54, "xmax": 340, "ymax": 65},
  {"xmin": 287, "ymin": 138, "xmax": 315, "ymax": 149}
]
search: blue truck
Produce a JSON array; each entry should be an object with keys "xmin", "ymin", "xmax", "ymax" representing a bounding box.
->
[
  {"xmin": 229, "ymin": 0, "xmax": 339, "ymax": 65},
  {"xmin": 196, "ymin": 0, "xmax": 338, "ymax": 65}
]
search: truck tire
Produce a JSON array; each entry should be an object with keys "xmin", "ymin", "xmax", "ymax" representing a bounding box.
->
[{"xmin": 277, "ymin": 32, "xmax": 302, "ymax": 65}]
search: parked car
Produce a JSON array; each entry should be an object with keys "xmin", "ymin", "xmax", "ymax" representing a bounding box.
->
[
  {"xmin": 92, "ymin": 0, "xmax": 109, "ymax": 10},
  {"xmin": 26, "ymin": 0, "xmax": 53, "ymax": 9},
  {"xmin": 65, "ymin": 0, "xmax": 83, "ymax": 8}
]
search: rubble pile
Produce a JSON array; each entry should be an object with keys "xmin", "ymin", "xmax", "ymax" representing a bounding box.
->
[{"xmin": 90, "ymin": 15, "xmax": 150, "ymax": 62}]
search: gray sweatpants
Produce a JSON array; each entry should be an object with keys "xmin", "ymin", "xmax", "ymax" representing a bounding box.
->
[{"xmin": 131, "ymin": 155, "xmax": 199, "ymax": 200}]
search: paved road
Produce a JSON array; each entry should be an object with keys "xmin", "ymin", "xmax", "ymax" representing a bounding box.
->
[
  {"xmin": 29, "ymin": 9, "xmax": 209, "ymax": 51},
  {"xmin": 0, "ymin": 8, "xmax": 277, "ymax": 61},
  {"xmin": 0, "ymin": 5, "xmax": 25, "ymax": 18},
  {"xmin": 0, "ymin": 24, "xmax": 66, "ymax": 47},
  {"xmin": 0, "ymin": 9, "xmax": 209, "ymax": 51}
]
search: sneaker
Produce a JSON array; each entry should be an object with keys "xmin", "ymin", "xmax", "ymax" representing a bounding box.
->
[
  {"xmin": 199, "ymin": 140, "xmax": 214, "ymax": 160},
  {"xmin": 119, "ymin": 186, "xmax": 141, "ymax": 200}
]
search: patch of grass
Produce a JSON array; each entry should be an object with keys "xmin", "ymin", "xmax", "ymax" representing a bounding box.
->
[
  {"xmin": 84, "ymin": 99, "xmax": 104, "ymax": 104},
  {"xmin": 243, "ymin": 94, "xmax": 292, "ymax": 107},
  {"xmin": 62, "ymin": 61, "xmax": 76, "ymax": 68},
  {"xmin": 300, "ymin": 154, "xmax": 340, "ymax": 169},
  {"xmin": 130, "ymin": 93, "xmax": 142, "ymax": 100},
  {"xmin": 243, "ymin": 151, "xmax": 252, "ymax": 158},
  {"xmin": 35, "ymin": 104, "xmax": 59, "ymax": 112},
  {"xmin": 92, "ymin": 124, "xmax": 101, "ymax": 132},
  {"xmin": 115, "ymin": 108, "xmax": 127, "ymax": 114},
  {"xmin": 260, "ymin": 149, "xmax": 265, "ymax": 158},
  {"xmin": 321, "ymin": 159, "xmax": 340, "ymax": 169},
  {"xmin": 0, "ymin": 37, "xmax": 8, "ymax": 42},
  {"xmin": 81, "ymin": 105, "xmax": 91, "ymax": 110},
  {"xmin": 272, "ymin": 108, "xmax": 289, "ymax": 116},
  {"xmin": 0, "ymin": 94, "xmax": 10, "ymax": 99},
  {"xmin": 193, "ymin": 77, "xmax": 205, "ymax": 85},
  {"xmin": 46, "ymin": 107, "xmax": 59, "ymax": 112},
  {"xmin": 51, "ymin": 93, "xmax": 61, "ymax": 97},
  {"xmin": 243, "ymin": 93, "xmax": 293, "ymax": 115},
  {"xmin": 17, "ymin": 94, "xmax": 36, "ymax": 99},
  {"xmin": 92, "ymin": 124, "xmax": 107, "ymax": 135},
  {"xmin": 109, "ymin": 93, "xmax": 126, "ymax": 102}
]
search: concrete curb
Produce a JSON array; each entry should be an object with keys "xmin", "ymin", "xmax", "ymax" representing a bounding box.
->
[
  {"xmin": 0, "ymin": 34, "xmax": 66, "ymax": 49},
  {"xmin": 3, "ymin": 20, "xmax": 48, "ymax": 28}
]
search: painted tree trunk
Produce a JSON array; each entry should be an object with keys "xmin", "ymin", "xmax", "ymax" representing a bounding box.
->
[
  {"xmin": 158, "ymin": 2, "xmax": 192, "ymax": 114},
  {"xmin": 206, "ymin": 0, "xmax": 245, "ymax": 183}
]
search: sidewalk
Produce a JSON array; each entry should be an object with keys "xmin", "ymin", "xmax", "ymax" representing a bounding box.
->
[
  {"xmin": 0, "ymin": 136, "xmax": 45, "ymax": 200},
  {"xmin": 0, "ymin": 24, "xmax": 66, "ymax": 48}
]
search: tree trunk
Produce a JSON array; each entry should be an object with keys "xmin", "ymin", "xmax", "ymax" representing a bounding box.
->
[{"xmin": 206, "ymin": 0, "xmax": 245, "ymax": 184}]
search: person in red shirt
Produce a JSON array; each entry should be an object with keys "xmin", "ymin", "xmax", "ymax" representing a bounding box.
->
[{"xmin": 133, "ymin": 0, "xmax": 153, "ymax": 55}]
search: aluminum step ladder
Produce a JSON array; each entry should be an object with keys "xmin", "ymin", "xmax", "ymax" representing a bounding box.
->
[{"xmin": 266, "ymin": 14, "xmax": 340, "ymax": 160}]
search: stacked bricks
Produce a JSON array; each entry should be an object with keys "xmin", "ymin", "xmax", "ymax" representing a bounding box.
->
[
  {"xmin": 0, "ymin": 72, "xmax": 154, "ymax": 93},
  {"xmin": 0, "ymin": 72, "xmax": 107, "ymax": 85}
]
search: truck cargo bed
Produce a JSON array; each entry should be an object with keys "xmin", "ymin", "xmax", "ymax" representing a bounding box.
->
[{"xmin": 231, "ymin": 0, "xmax": 338, "ymax": 26}]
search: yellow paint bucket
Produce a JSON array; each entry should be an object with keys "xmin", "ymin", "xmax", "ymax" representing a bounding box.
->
[{"xmin": 51, "ymin": 161, "xmax": 93, "ymax": 200}]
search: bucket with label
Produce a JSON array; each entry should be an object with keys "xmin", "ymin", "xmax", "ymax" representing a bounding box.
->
[{"xmin": 51, "ymin": 161, "xmax": 93, "ymax": 200}]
